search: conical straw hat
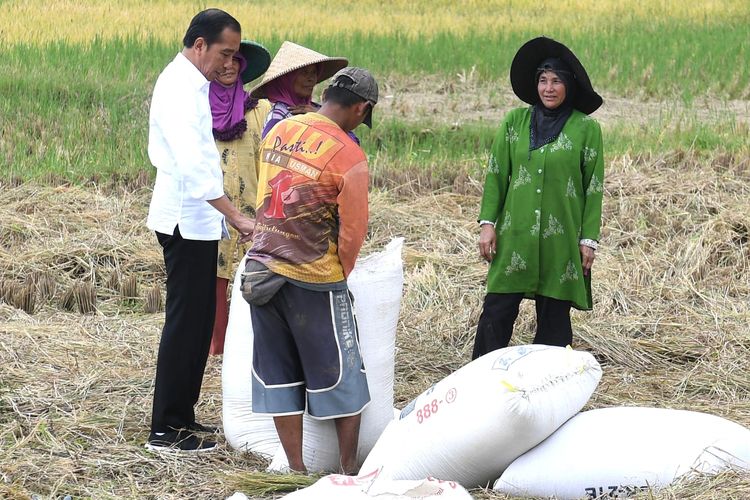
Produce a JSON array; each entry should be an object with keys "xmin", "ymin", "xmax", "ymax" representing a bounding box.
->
[{"xmin": 250, "ymin": 41, "xmax": 349, "ymax": 98}]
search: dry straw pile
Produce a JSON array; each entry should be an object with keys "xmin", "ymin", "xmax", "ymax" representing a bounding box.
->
[{"xmin": 1, "ymin": 150, "xmax": 750, "ymax": 498}]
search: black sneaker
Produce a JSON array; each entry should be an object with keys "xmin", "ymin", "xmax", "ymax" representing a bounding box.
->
[
  {"xmin": 145, "ymin": 430, "xmax": 217, "ymax": 453},
  {"xmin": 186, "ymin": 422, "xmax": 220, "ymax": 434}
]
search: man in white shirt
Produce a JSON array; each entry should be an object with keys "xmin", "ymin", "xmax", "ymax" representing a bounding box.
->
[{"xmin": 145, "ymin": 8, "xmax": 255, "ymax": 453}]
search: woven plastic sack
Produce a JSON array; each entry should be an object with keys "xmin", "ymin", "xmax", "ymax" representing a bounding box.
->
[
  {"xmin": 280, "ymin": 468, "xmax": 473, "ymax": 500},
  {"xmin": 494, "ymin": 406, "xmax": 750, "ymax": 499},
  {"xmin": 221, "ymin": 254, "xmax": 278, "ymax": 456},
  {"xmin": 223, "ymin": 238, "xmax": 404, "ymax": 470},
  {"xmin": 361, "ymin": 345, "xmax": 602, "ymax": 488}
]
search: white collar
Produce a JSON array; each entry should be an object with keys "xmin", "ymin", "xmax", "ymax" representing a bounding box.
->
[{"xmin": 175, "ymin": 52, "xmax": 209, "ymax": 90}]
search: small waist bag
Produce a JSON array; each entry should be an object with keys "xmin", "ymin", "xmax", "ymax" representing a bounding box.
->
[{"xmin": 240, "ymin": 259, "xmax": 286, "ymax": 306}]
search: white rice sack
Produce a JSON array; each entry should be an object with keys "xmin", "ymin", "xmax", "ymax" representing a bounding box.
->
[
  {"xmin": 361, "ymin": 345, "xmax": 602, "ymax": 488},
  {"xmin": 267, "ymin": 238, "xmax": 403, "ymax": 471},
  {"xmin": 347, "ymin": 237, "xmax": 403, "ymax": 454},
  {"xmin": 221, "ymin": 255, "xmax": 278, "ymax": 457},
  {"xmin": 494, "ymin": 406, "xmax": 750, "ymax": 499},
  {"xmin": 225, "ymin": 494, "xmax": 249, "ymax": 500},
  {"xmin": 223, "ymin": 239, "xmax": 403, "ymax": 471},
  {"xmin": 281, "ymin": 468, "xmax": 473, "ymax": 500}
]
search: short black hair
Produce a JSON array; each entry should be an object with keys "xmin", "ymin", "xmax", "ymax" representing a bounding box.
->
[
  {"xmin": 323, "ymin": 85, "xmax": 367, "ymax": 107},
  {"xmin": 182, "ymin": 9, "xmax": 241, "ymax": 48}
]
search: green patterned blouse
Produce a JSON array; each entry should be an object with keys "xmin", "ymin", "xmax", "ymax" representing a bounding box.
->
[{"xmin": 479, "ymin": 106, "xmax": 604, "ymax": 310}]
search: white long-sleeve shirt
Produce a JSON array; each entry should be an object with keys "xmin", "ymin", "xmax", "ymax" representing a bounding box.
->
[{"xmin": 146, "ymin": 52, "xmax": 225, "ymax": 240}]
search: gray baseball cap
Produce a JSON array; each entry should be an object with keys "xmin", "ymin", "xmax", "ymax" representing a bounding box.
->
[{"xmin": 328, "ymin": 67, "xmax": 378, "ymax": 127}]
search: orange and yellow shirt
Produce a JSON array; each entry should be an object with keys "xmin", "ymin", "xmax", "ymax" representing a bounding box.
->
[{"xmin": 247, "ymin": 113, "xmax": 369, "ymax": 284}]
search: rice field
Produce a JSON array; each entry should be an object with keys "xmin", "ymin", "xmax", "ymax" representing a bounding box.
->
[
  {"xmin": 4, "ymin": 0, "xmax": 748, "ymax": 43},
  {"xmin": 2, "ymin": 0, "xmax": 750, "ymax": 498},
  {"xmin": 4, "ymin": 0, "xmax": 750, "ymax": 96},
  {"xmin": 2, "ymin": 0, "xmax": 749, "ymax": 182}
]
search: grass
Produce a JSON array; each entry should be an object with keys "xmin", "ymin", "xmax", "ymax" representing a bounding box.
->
[
  {"xmin": 2, "ymin": 35, "xmax": 748, "ymax": 183},
  {"xmin": 1, "ymin": 1, "xmax": 748, "ymax": 182},
  {"xmin": 371, "ymin": 114, "xmax": 749, "ymax": 167},
  {"xmin": 4, "ymin": 19, "xmax": 750, "ymax": 93},
  {"xmin": 3, "ymin": 104, "xmax": 747, "ymax": 185}
]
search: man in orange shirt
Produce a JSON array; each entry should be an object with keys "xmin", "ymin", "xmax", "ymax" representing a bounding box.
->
[{"xmin": 243, "ymin": 68, "xmax": 378, "ymax": 474}]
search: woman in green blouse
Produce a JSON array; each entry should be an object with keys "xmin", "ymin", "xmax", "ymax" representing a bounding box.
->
[{"xmin": 472, "ymin": 37, "xmax": 604, "ymax": 359}]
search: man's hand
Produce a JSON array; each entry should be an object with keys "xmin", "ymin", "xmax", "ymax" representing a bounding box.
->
[
  {"xmin": 207, "ymin": 195, "xmax": 255, "ymax": 243},
  {"xmin": 229, "ymin": 215, "xmax": 255, "ymax": 243},
  {"xmin": 580, "ymin": 245, "xmax": 595, "ymax": 276},
  {"xmin": 479, "ymin": 224, "xmax": 497, "ymax": 262}
]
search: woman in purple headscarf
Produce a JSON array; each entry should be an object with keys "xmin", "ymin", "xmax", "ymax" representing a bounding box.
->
[
  {"xmin": 208, "ymin": 41, "xmax": 271, "ymax": 355},
  {"xmin": 261, "ymin": 65, "xmax": 320, "ymax": 137},
  {"xmin": 249, "ymin": 41, "xmax": 350, "ymax": 139}
]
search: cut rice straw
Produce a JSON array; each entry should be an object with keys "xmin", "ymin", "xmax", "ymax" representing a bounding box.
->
[{"xmin": 1, "ymin": 149, "xmax": 750, "ymax": 498}]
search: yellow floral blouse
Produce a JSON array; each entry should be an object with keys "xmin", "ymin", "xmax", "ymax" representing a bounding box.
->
[{"xmin": 216, "ymin": 99, "xmax": 271, "ymax": 280}]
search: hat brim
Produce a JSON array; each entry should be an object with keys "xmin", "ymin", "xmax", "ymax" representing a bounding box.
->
[
  {"xmin": 363, "ymin": 104, "xmax": 373, "ymax": 128},
  {"xmin": 238, "ymin": 41, "xmax": 272, "ymax": 84},
  {"xmin": 510, "ymin": 37, "xmax": 603, "ymax": 115},
  {"xmin": 249, "ymin": 58, "xmax": 349, "ymax": 98}
]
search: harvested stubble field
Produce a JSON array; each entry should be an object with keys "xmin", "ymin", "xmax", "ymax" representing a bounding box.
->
[
  {"xmin": 1, "ymin": 149, "xmax": 750, "ymax": 499},
  {"xmin": 2, "ymin": 0, "xmax": 750, "ymax": 498}
]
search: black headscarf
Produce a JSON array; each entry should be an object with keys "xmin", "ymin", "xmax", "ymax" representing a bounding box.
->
[{"xmin": 530, "ymin": 57, "xmax": 576, "ymax": 151}]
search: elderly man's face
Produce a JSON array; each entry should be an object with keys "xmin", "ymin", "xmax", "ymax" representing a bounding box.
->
[{"xmin": 194, "ymin": 28, "xmax": 241, "ymax": 81}]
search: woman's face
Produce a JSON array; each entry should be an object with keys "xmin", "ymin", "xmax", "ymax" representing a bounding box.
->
[
  {"xmin": 537, "ymin": 70, "xmax": 567, "ymax": 110},
  {"xmin": 293, "ymin": 65, "xmax": 319, "ymax": 98},
  {"xmin": 216, "ymin": 58, "xmax": 242, "ymax": 87}
]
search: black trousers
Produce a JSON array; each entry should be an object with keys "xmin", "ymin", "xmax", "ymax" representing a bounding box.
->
[
  {"xmin": 471, "ymin": 293, "xmax": 572, "ymax": 360},
  {"xmin": 151, "ymin": 226, "xmax": 218, "ymax": 433}
]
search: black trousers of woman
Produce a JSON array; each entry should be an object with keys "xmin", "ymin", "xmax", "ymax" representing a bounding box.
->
[
  {"xmin": 471, "ymin": 293, "xmax": 573, "ymax": 360},
  {"xmin": 151, "ymin": 226, "xmax": 218, "ymax": 433}
]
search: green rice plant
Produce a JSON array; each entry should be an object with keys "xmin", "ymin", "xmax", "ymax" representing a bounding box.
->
[
  {"xmin": 227, "ymin": 471, "xmax": 318, "ymax": 497},
  {"xmin": 0, "ymin": 2, "xmax": 748, "ymax": 183},
  {"xmin": 361, "ymin": 117, "xmax": 749, "ymax": 189}
]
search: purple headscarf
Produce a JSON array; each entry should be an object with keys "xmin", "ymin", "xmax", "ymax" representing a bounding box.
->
[
  {"xmin": 263, "ymin": 66, "xmax": 319, "ymax": 107},
  {"xmin": 209, "ymin": 53, "xmax": 258, "ymax": 141}
]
